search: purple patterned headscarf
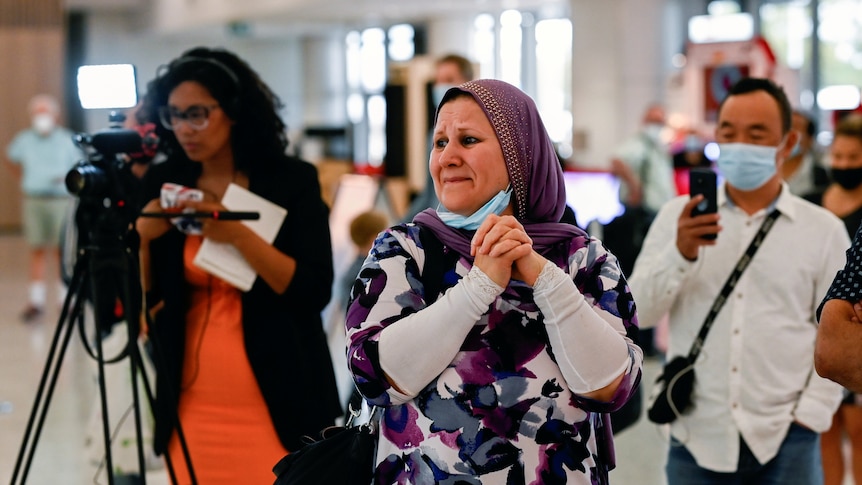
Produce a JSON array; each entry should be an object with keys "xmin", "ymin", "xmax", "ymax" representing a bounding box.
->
[{"xmin": 414, "ymin": 79, "xmax": 583, "ymax": 257}]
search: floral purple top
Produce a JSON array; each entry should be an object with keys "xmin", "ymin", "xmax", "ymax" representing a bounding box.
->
[{"xmin": 346, "ymin": 224, "xmax": 641, "ymax": 484}]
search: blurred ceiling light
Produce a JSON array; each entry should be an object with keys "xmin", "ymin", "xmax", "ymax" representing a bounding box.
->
[
  {"xmin": 708, "ymin": 0, "xmax": 741, "ymax": 16},
  {"xmin": 817, "ymin": 85, "xmax": 862, "ymax": 111},
  {"xmin": 689, "ymin": 13, "xmax": 753, "ymax": 43}
]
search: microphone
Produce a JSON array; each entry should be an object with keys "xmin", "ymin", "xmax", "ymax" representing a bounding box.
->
[
  {"xmin": 127, "ymin": 122, "xmax": 159, "ymax": 164},
  {"xmin": 139, "ymin": 211, "xmax": 260, "ymax": 220}
]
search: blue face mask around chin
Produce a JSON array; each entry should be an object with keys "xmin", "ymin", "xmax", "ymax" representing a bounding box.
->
[
  {"xmin": 438, "ymin": 186, "xmax": 513, "ymax": 230},
  {"xmin": 716, "ymin": 142, "xmax": 778, "ymax": 191}
]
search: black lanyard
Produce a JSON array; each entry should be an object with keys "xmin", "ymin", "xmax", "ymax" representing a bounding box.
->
[{"xmin": 687, "ymin": 209, "xmax": 781, "ymax": 361}]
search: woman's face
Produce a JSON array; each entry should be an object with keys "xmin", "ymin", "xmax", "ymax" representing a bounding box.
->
[
  {"xmin": 430, "ymin": 96, "xmax": 511, "ymax": 217},
  {"xmin": 166, "ymin": 80, "xmax": 234, "ymax": 164},
  {"xmin": 830, "ymin": 134, "xmax": 862, "ymax": 170}
]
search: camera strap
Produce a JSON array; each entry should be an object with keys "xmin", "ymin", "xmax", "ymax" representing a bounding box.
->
[{"xmin": 686, "ymin": 209, "xmax": 781, "ymax": 363}]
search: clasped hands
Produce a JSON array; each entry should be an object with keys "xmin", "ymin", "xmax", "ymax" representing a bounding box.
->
[{"xmin": 470, "ymin": 214, "xmax": 547, "ymax": 287}]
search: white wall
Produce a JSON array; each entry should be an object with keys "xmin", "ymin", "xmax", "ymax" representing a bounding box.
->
[{"xmin": 570, "ymin": 0, "xmax": 677, "ymax": 169}]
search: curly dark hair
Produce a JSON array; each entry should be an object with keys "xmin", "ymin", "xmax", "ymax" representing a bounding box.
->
[{"xmin": 141, "ymin": 46, "xmax": 288, "ymax": 176}]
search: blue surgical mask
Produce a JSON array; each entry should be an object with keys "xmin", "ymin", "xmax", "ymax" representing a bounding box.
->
[
  {"xmin": 433, "ymin": 84, "xmax": 456, "ymax": 107},
  {"xmin": 716, "ymin": 142, "xmax": 778, "ymax": 191},
  {"xmin": 684, "ymin": 135, "xmax": 702, "ymax": 153},
  {"xmin": 643, "ymin": 123, "xmax": 664, "ymax": 142},
  {"xmin": 438, "ymin": 186, "xmax": 512, "ymax": 230}
]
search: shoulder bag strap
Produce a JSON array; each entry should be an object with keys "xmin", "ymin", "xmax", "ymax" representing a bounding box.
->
[{"xmin": 687, "ymin": 209, "xmax": 781, "ymax": 362}]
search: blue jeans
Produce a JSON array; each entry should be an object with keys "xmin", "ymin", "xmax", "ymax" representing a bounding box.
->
[{"xmin": 665, "ymin": 423, "xmax": 822, "ymax": 485}]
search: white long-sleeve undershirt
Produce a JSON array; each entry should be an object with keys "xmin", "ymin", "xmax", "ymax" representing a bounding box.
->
[
  {"xmin": 532, "ymin": 261, "xmax": 632, "ymax": 394},
  {"xmin": 378, "ymin": 261, "xmax": 632, "ymax": 402},
  {"xmin": 378, "ymin": 266, "xmax": 502, "ymax": 401}
]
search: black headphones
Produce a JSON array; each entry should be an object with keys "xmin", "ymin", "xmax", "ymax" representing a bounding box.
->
[{"xmin": 167, "ymin": 55, "xmax": 242, "ymax": 117}]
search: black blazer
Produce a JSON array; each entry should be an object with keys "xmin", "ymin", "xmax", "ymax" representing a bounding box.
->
[{"xmin": 141, "ymin": 155, "xmax": 341, "ymax": 453}]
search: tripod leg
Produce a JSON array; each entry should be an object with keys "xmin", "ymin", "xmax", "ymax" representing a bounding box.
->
[
  {"xmin": 127, "ymin": 350, "xmax": 146, "ymax": 483},
  {"xmin": 116, "ymin": 250, "xmax": 148, "ymax": 485},
  {"xmin": 88, "ymin": 253, "xmax": 118, "ymax": 485},
  {"xmin": 129, "ymin": 343, "xmax": 181, "ymax": 485},
  {"xmin": 10, "ymin": 252, "xmax": 89, "ymax": 485},
  {"xmin": 120, "ymin": 247, "xmax": 197, "ymax": 485}
]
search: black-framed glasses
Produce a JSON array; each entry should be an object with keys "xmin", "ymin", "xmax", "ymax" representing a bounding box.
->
[{"xmin": 158, "ymin": 104, "xmax": 220, "ymax": 131}]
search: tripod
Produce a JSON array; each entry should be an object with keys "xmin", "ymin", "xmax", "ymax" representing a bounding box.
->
[{"xmin": 9, "ymin": 204, "xmax": 197, "ymax": 485}]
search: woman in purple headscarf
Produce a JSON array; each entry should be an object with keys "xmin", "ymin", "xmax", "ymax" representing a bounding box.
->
[{"xmin": 345, "ymin": 79, "xmax": 642, "ymax": 484}]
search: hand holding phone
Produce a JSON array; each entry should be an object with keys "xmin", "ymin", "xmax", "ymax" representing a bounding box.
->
[{"xmin": 689, "ymin": 168, "xmax": 718, "ymax": 240}]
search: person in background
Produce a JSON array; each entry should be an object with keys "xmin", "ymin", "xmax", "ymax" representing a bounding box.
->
[
  {"xmin": 341, "ymin": 209, "xmax": 389, "ymax": 310},
  {"xmin": 630, "ymin": 77, "xmax": 847, "ymax": 484},
  {"xmin": 672, "ymin": 128, "xmax": 714, "ymax": 195},
  {"xmin": 135, "ymin": 47, "xmax": 340, "ymax": 484},
  {"xmin": 5, "ymin": 94, "xmax": 84, "ymax": 322},
  {"xmin": 339, "ymin": 209, "xmax": 389, "ymax": 415},
  {"xmin": 610, "ymin": 102, "xmax": 676, "ymax": 218},
  {"xmin": 346, "ymin": 79, "xmax": 642, "ymax": 483},
  {"xmin": 401, "ymin": 53, "xmax": 475, "ymax": 222},
  {"xmin": 808, "ymin": 114, "xmax": 862, "ymax": 485},
  {"xmin": 606, "ymin": 103, "xmax": 675, "ymax": 358},
  {"xmin": 782, "ymin": 109, "xmax": 829, "ymax": 197}
]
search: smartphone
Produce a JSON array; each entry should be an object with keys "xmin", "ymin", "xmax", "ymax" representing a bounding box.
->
[{"xmin": 689, "ymin": 168, "xmax": 718, "ymax": 240}]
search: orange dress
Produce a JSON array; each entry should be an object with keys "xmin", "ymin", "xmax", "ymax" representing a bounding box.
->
[{"xmin": 167, "ymin": 236, "xmax": 287, "ymax": 484}]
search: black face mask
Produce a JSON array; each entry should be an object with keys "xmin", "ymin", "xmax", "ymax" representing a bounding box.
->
[{"xmin": 832, "ymin": 167, "xmax": 862, "ymax": 190}]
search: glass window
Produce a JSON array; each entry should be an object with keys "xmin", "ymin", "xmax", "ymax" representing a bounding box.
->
[
  {"xmin": 500, "ymin": 10, "xmax": 523, "ymax": 87},
  {"xmin": 760, "ymin": 1, "xmax": 814, "ymax": 106},
  {"xmin": 345, "ymin": 31, "xmax": 362, "ymax": 91},
  {"xmin": 818, "ymin": 0, "xmax": 862, "ymax": 86},
  {"xmin": 343, "ymin": 8, "xmax": 574, "ymax": 168},
  {"xmin": 367, "ymin": 94, "xmax": 387, "ymax": 166},
  {"xmin": 761, "ymin": 0, "xmax": 862, "ymax": 113},
  {"xmin": 473, "ymin": 13, "xmax": 496, "ymax": 78},
  {"xmin": 388, "ymin": 24, "xmax": 415, "ymax": 62},
  {"xmin": 360, "ymin": 28, "xmax": 386, "ymax": 93},
  {"xmin": 536, "ymin": 18, "xmax": 573, "ymax": 152}
]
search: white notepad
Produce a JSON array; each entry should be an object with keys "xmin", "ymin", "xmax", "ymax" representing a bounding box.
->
[{"xmin": 193, "ymin": 183, "xmax": 287, "ymax": 291}]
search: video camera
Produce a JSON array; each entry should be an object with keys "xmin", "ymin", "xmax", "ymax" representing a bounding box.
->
[
  {"xmin": 66, "ymin": 63, "xmax": 156, "ymax": 242},
  {"xmin": 66, "ymin": 112, "xmax": 153, "ymax": 242}
]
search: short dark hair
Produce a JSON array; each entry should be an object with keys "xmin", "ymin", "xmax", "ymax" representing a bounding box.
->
[
  {"xmin": 835, "ymin": 113, "xmax": 862, "ymax": 143},
  {"xmin": 718, "ymin": 77, "xmax": 793, "ymax": 134},
  {"xmin": 793, "ymin": 109, "xmax": 817, "ymax": 137},
  {"xmin": 437, "ymin": 54, "xmax": 475, "ymax": 82}
]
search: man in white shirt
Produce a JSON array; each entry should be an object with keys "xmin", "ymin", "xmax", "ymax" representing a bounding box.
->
[
  {"xmin": 629, "ymin": 77, "xmax": 847, "ymax": 483},
  {"xmin": 606, "ymin": 103, "xmax": 676, "ymax": 359}
]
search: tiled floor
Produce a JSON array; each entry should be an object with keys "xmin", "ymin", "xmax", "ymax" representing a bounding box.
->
[{"xmin": 0, "ymin": 232, "xmax": 852, "ymax": 484}]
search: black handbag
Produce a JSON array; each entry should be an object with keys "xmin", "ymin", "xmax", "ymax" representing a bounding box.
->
[
  {"xmin": 647, "ymin": 209, "xmax": 780, "ymax": 424},
  {"xmin": 272, "ymin": 408, "xmax": 379, "ymax": 485}
]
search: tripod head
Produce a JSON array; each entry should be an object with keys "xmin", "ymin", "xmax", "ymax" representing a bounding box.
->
[
  {"xmin": 64, "ymin": 111, "xmax": 151, "ymax": 336},
  {"xmin": 67, "ymin": 112, "xmax": 148, "ymax": 247}
]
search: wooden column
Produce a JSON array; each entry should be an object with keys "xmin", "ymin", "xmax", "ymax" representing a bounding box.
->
[{"xmin": 0, "ymin": 0, "xmax": 66, "ymax": 231}]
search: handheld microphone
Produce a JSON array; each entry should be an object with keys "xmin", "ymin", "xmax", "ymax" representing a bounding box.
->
[{"xmin": 139, "ymin": 211, "xmax": 260, "ymax": 220}]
